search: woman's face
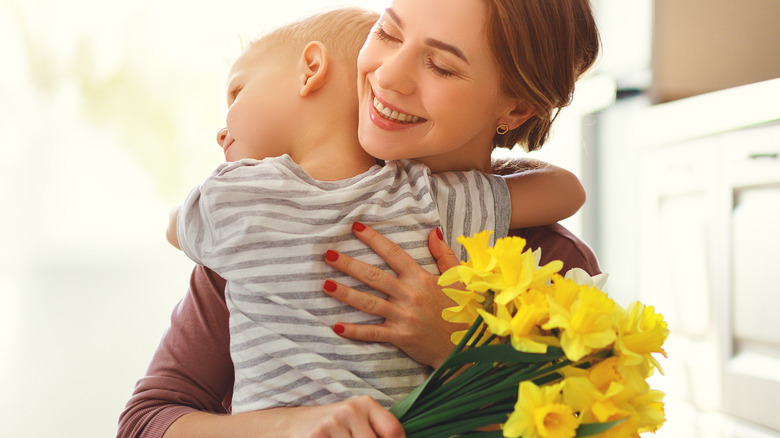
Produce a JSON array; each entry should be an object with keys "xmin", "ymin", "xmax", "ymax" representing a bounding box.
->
[{"xmin": 357, "ymin": 0, "xmax": 519, "ymax": 172}]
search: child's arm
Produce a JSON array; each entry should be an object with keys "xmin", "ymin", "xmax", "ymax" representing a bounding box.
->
[
  {"xmin": 503, "ymin": 158, "xmax": 586, "ymax": 229},
  {"xmin": 166, "ymin": 205, "xmax": 182, "ymax": 250}
]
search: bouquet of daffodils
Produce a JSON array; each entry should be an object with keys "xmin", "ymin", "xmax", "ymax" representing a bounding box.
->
[{"xmin": 390, "ymin": 231, "xmax": 668, "ymax": 438}]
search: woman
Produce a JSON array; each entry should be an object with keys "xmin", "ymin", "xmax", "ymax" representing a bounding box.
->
[{"xmin": 118, "ymin": 0, "xmax": 600, "ymax": 436}]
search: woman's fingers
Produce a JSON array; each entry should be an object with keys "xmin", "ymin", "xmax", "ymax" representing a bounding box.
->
[
  {"xmin": 323, "ymin": 223, "xmax": 463, "ymax": 367},
  {"xmin": 305, "ymin": 396, "xmax": 404, "ymax": 438},
  {"xmin": 324, "ymin": 249, "xmax": 404, "ymax": 299},
  {"xmin": 427, "ymin": 228, "xmax": 460, "ymax": 277},
  {"xmin": 350, "ymin": 222, "xmax": 421, "ymax": 275},
  {"xmin": 322, "ymin": 280, "xmax": 396, "ymax": 319},
  {"xmin": 366, "ymin": 397, "xmax": 406, "ymax": 438}
]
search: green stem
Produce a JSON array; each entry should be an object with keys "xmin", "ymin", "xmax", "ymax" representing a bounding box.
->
[
  {"xmin": 407, "ymin": 363, "xmax": 496, "ymax": 415},
  {"xmin": 403, "ymin": 387, "xmax": 517, "ymax": 433},
  {"xmin": 404, "ymin": 362, "xmax": 531, "ymax": 421},
  {"xmin": 405, "ymin": 359, "xmax": 569, "ymax": 427},
  {"xmin": 416, "ymin": 384, "xmax": 513, "ymax": 420},
  {"xmin": 407, "ymin": 411, "xmax": 510, "ymax": 438},
  {"xmin": 435, "ymin": 316, "xmax": 485, "ymax": 377}
]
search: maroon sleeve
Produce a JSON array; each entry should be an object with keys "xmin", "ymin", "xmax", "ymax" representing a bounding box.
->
[
  {"xmin": 511, "ymin": 223, "xmax": 601, "ymax": 276},
  {"xmin": 117, "ymin": 265, "xmax": 233, "ymax": 438}
]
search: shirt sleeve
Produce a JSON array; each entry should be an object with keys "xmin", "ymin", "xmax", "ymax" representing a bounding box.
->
[
  {"xmin": 177, "ymin": 161, "xmax": 253, "ymax": 267},
  {"xmin": 429, "ymin": 170, "xmax": 511, "ymax": 261},
  {"xmin": 177, "ymin": 174, "xmax": 222, "ymax": 267},
  {"xmin": 116, "ymin": 265, "xmax": 233, "ymax": 438}
]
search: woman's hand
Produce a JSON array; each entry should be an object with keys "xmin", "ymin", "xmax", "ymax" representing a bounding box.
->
[
  {"xmin": 298, "ymin": 396, "xmax": 406, "ymax": 438},
  {"xmin": 322, "ymin": 223, "xmax": 467, "ymax": 368},
  {"xmin": 166, "ymin": 396, "xmax": 404, "ymax": 438}
]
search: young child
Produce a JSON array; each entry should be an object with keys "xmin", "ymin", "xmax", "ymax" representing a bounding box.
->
[{"xmin": 167, "ymin": 7, "xmax": 585, "ymax": 415}]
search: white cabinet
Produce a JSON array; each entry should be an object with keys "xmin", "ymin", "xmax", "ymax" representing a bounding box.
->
[
  {"xmin": 639, "ymin": 119, "xmax": 780, "ymax": 431},
  {"xmin": 639, "ymin": 137, "xmax": 726, "ymax": 412},
  {"xmin": 721, "ymin": 125, "xmax": 780, "ymax": 430},
  {"xmin": 599, "ymin": 78, "xmax": 780, "ymax": 435}
]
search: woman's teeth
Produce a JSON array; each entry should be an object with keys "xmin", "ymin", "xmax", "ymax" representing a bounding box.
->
[{"xmin": 373, "ymin": 97, "xmax": 420, "ymax": 123}]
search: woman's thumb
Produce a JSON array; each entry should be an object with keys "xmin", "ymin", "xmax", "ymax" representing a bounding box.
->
[{"xmin": 428, "ymin": 228, "xmax": 460, "ymax": 274}]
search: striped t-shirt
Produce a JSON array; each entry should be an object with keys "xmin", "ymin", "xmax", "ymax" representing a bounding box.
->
[{"xmin": 178, "ymin": 154, "xmax": 510, "ymax": 414}]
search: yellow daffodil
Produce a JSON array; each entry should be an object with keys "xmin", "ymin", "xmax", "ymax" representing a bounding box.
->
[
  {"xmin": 614, "ymin": 302, "xmax": 669, "ymax": 372},
  {"xmin": 487, "ymin": 237, "xmax": 558, "ymax": 303},
  {"xmin": 395, "ymin": 230, "xmax": 668, "ymax": 438},
  {"xmin": 488, "ymin": 236, "xmax": 536, "ymax": 304},
  {"xmin": 562, "ymin": 376, "xmax": 625, "ymax": 423},
  {"xmin": 441, "ymin": 287, "xmax": 485, "ymax": 325},
  {"xmin": 504, "ymin": 381, "xmax": 579, "ymax": 438},
  {"xmin": 478, "ymin": 303, "xmax": 513, "ymax": 336},
  {"xmin": 439, "ymin": 230, "xmax": 497, "ymax": 288},
  {"xmin": 544, "ymin": 287, "xmax": 617, "ymax": 361},
  {"xmin": 594, "ymin": 385, "xmax": 665, "ymax": 438},
  {"xmin": 564, "ymin": 357, "xmax": 665, "ymax": 435},
  {"xmin": 506, "ymin": 289, "xmax": 551, "ymax": 353},
  {"xmin": 543, "ymin": 275, "xmax": 581, "ymax": 311},
  {"xmin": 563, "ymin": 358, "xmax": 627, "ymax": 422},
  {"xmin": 490, "ymin": 237, "xmax": 563, "ymax": 306}
]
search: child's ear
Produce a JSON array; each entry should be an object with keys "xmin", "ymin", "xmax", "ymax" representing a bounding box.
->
[
  {"xmin": 299, "ymin": 41, "xmax": 330, "ymax": 97},
  {"xmin": 498, "ymin": 100, "xmax": 535, "ymax": 131}
]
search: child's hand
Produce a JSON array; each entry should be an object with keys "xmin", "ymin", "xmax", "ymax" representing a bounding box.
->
[
  {"xmin": 322, "ymin": 223, "xmax": 466, "ymax": 369},
  {"xmin": 166, "ymin": 205, "xmax": 181, "ymax": 250}
]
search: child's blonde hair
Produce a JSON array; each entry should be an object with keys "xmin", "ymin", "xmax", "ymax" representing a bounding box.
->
[{"xmin": 252, "ymin": 7, "xmax": 380, "ymax": 77}]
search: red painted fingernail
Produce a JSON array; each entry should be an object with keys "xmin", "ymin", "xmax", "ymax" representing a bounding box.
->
[
  {"xmin": 436, "ymin": 228, "xmax": 444, "ymax": 241},
  {"xmin": 323, "ymin": 280, "xmax": 337, "ymax": 292},
  {"xmin": 333, "ymin": 324, "xmax": 345, "ymax": 334},
  {"xmin": 325, "ymin": 250, "xmax": 339, "ymax": 262},
  {"xmin": 353, "ymin": 222, "xmax": 366, "ymax": 232}
]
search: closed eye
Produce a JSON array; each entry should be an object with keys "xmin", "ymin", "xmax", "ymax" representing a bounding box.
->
[
  {"xmin": 425, "ymin": 58, "xmax": 455, "ymax": 78},
  {"xmin": 373, "ymin": 25, "xmax": 400, "ymax": 44},
  {"xmin": 228, "ymin": 85, "xmax": 243, "ymax": 106}
]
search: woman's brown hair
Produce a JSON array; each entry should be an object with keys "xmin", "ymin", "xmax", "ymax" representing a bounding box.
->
[{"xmin": 484, "ymin": 0, "xmax": 600, "ymax": 152}]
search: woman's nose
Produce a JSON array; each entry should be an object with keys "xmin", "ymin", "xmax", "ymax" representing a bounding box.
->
[
  {"xmin": 374, "ymin": 48, "xmax": 416, "ymax": 96},
  {"xmin": 216, "ymin": 128, "xmax": 228, "ymax": 147}
]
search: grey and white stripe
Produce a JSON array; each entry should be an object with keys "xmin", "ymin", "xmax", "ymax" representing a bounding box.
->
[{"xmin": 178, "ymin": 155, "xmax": 510, "ymax": 414}]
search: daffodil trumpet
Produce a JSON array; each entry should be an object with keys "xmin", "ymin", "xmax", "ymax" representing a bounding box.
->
[{"xmin": 390, "ymin": 231, "xmax": 668, "ymax": 438}]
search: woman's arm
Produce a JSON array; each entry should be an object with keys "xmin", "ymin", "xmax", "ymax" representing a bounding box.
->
[
  {"xmin": 117, "ymin": 265, "xmax": 406, "ymax": 438},
  {"xmin": 502, "ymin": 158, "xmax": 586, "ymax": 229},
  {"xmin": 165, "ymin": 397, "xmax": 404, "ymax": 438},
  {"xmin": 117, "ymin": 265, "xmax": 233, "ymax": 438}
]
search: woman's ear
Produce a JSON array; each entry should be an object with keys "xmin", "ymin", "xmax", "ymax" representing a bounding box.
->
[
  {"xmin": 299, "ymin": 41, "xmax": 330, "ymax": 97},
  {"xmin": 499, "ymin": 100, "xmax": 535, "ymax": 131}
]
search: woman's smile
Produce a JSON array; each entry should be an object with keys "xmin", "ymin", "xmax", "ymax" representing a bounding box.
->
[
  {"xmin": 372, "ymin": 96, "xmax": 422, "ymax": 123},
  {"xmin": 368, "ymin": 89, "xmax": 426, "ymax": 131}
]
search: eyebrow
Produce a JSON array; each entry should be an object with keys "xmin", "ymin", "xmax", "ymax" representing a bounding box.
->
[{"xmin": 385, "ymin": 8, "xmax": 470, "ymax": 65}]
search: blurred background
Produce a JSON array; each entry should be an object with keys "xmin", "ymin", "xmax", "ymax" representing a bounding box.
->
[{"xmin": 1, "ymin": 0, "xmax": 779, "ymax": 436}]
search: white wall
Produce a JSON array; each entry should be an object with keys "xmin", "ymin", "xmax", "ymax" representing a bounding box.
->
[{"xmin": 0, "ymin": 1, "xmax": 386, "ymax": 436}]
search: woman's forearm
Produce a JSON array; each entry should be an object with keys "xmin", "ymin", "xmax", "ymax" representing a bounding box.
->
[
  {"xmin": 163, "ymin": 411, "xmax": 287, "ymax": 438},
  {"xmin": 117, "ymin": 265, "xmax": 233, "ymax": 438},
  {"xmin": 165, "ymin": 398, "xmax": 404, "ymax": 438}
]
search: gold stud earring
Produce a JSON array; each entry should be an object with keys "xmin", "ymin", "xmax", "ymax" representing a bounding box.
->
[{"xmin": 496, "ymin": 124, "xmax": 509, "ymax": 135}]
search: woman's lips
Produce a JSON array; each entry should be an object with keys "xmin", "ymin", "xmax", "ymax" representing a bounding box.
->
[
  {"xmin": 372, "ymin": 97, "xmax": 421, "ymax": 123},
  {"xmin": 368, "ymin": 92, "xmax": 426, "ymax": 131}
]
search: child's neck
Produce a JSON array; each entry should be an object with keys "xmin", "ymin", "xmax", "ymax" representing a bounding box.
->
[{"xmin": 291, "ymin": 135, "xmax": 376, "ymax": 182}]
